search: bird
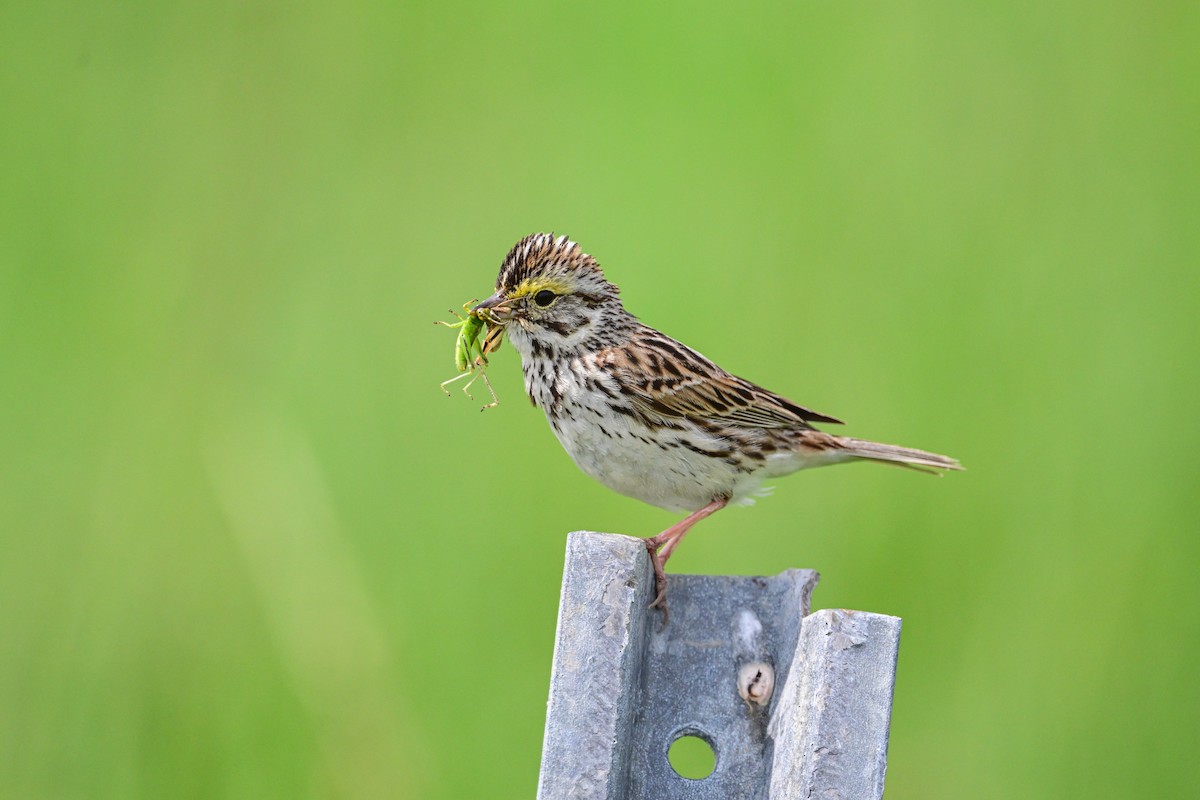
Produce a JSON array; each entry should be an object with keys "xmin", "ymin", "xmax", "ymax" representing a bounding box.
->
[{"xmin": 473, "ymin": 233, "xmax": 961, "ymax": 615}]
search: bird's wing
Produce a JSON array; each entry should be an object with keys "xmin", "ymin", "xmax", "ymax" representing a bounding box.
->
[{"xmin": 597, "ymin": 333, "xmax": 843, "ymax": 429}]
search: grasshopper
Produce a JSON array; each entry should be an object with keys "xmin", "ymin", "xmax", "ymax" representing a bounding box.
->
[{"xmin": 436, "ymin": 302, "xmax": 505, "ymax": 410}]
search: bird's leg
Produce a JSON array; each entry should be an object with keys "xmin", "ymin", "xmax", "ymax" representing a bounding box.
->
[{"xmin": 643, "ymin": 497, "xmax": 729, "ymax": 618}]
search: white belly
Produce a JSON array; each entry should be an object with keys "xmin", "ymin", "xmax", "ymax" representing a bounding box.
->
[{"xmin": 534, "ymin": 362, "xmax": 765, "ymax": 513}]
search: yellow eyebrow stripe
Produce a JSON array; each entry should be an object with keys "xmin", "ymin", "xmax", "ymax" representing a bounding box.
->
[{"xmin": 508, "ymin": 278, "xmax": 571, "ymax": 299}]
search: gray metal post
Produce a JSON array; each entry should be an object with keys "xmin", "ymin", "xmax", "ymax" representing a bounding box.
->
[{"xmin": 537, "ymin": 531, "xmax": 901, "ymax": 800}]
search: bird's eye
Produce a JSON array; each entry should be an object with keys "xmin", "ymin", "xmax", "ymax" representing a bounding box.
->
[{"xmin": 533, "ymin": 289, "xmax": 557, "ymax": 307}]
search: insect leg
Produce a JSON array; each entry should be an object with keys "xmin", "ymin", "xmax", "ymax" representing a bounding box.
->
[
  {"xmin": 476, "ymin": 371, "xmax": 499, "ymax": 411},
  {"xmin": 439, "ymin": 370, "xmax": 474, "ymax": 396}
]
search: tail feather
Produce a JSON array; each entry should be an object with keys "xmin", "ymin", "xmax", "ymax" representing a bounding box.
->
[{"xmin": 838, "ymin": 437, "xmax": 963, "ymax": 474}]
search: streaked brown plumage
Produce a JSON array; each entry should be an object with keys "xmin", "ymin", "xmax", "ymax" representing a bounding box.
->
[{"xmin": 474, "ymin": 233, "xmax": 961, "ymax": 616}]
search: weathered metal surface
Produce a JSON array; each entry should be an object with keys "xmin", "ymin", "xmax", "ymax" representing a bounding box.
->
[
  {"xmin": 767, "ymin": 608, "xmax": 902, "ymax": 799},
  {"xmin": 536, "ymin": 531, "xmax": 652, "ymax": 799},
  {"xmin": 536, "ymin": 531, "xmax": 900, "ymax": 800}
]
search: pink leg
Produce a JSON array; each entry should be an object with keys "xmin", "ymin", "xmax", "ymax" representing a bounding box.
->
[{"xmin": 644, "ymin": 497, "xmax": 729, "ymax": 617}]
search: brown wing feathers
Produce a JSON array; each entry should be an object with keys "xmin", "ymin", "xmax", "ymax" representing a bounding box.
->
[{"xmin": 601, "ymin": 329, "xmax": 843, "ymax": 430}]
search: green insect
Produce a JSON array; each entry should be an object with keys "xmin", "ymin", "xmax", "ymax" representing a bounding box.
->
[{"xmin": 436, "ymin": 302, "xmax": 505, "ymax": 410}]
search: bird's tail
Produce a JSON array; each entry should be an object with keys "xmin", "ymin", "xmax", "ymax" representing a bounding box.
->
[{"xmin": 836, "ymin": 437, "xmax": 963, "ymax": 475}]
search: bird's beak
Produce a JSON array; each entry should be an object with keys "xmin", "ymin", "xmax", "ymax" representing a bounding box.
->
[{"xmin": 473, "ymin": 293, "xmax": 511, "ymax": 322}]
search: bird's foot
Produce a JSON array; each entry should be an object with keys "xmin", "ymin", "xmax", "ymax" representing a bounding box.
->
[
  {"xmin": 643, "ymin": 534, "xmax": 671, "ymax": 625},
  {"xmin": 640, "ymin": 497, "xmax": 731, "ymax": 627}
]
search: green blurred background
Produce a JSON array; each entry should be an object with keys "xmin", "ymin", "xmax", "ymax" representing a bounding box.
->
[{"xmin": 3, "ymin": 2, "xmax": 1197, "ymax": 797}]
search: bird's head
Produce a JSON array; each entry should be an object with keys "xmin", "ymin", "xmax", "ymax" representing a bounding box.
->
[{"xmin": 474, "ymin": 233, "xmax": 628, "ymax": 354}]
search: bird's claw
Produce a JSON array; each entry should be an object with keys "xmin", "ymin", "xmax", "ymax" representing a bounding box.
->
[{"xmin": 644, "ymin": 536, "xmax": 670, "ymax": 625}]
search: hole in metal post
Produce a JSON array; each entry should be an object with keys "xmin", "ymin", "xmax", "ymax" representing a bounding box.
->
[{"xmin": 667, "ymin": 732, "xmax": 716, "ymax": 780}]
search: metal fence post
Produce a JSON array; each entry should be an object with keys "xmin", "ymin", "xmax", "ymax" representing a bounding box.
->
[{"xmin": 536, "ymin": 531, "xmax": 901, "ymax": 800}]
